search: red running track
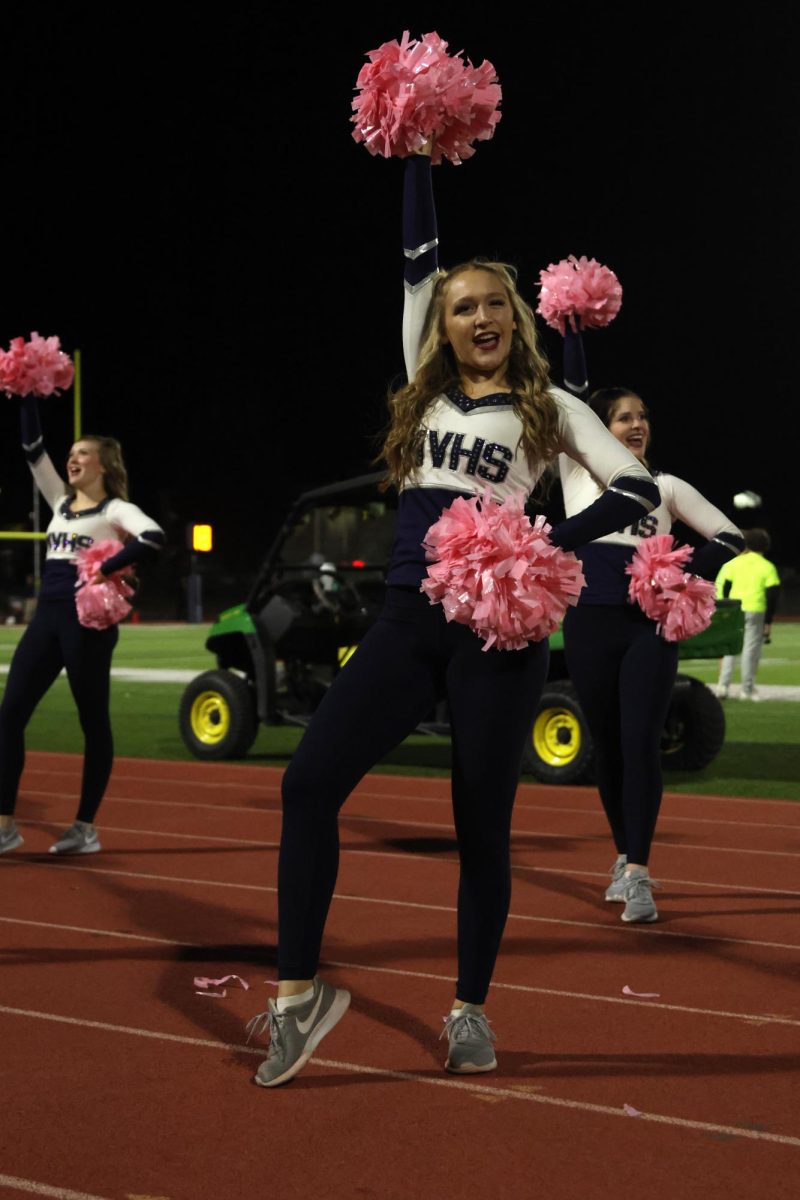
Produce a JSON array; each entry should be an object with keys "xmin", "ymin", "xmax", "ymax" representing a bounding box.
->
[{"xmin": 1, "ymin": 751, "xmax": 799, "ymax": 1200}]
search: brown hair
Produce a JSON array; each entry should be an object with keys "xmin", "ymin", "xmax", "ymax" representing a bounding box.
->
[
  {"xmin": 588, "ymin": 386, "xmax": 645, "ymax": 428},
  {"xmin": 381, "ymin": 260, "xmax": 560, "ymax": 488},
  {"xmin": 73, "ymin": 435, "xmax": 129, "ymax": 501}
]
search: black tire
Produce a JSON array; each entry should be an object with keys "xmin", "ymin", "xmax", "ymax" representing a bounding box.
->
[
  {"xmin": 521, "ymin": 680, "xmax": 595, "ymax": 785},
  {"xmin": 661, "ymin": 674, "xmax": 726, "ymax": 771},
  {"xmin": 179, "ymin": 670, "xmax": 258, "ymax": 760}
]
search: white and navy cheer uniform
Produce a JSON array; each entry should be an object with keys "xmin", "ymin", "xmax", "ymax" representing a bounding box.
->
[
  {"xmin": 276, "ymin": 156, "xmax": 660, "ymax": 1003},
  {"xmin": 559, "ymin": 326, "xmax": 743, "ymax": 865},
  {"xmin": 0, "ymin": 400, "xmax": 164, "ymax": 825}
]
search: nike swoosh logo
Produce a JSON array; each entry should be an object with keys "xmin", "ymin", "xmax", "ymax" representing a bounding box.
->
[{"xmin": 296, "ymin": 990, "xmax": 324, "ymax": 1035}]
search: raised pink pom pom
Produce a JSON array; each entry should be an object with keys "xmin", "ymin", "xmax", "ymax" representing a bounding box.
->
[
  {"xmin": 537, "ymin": 256, "xmax": 622, "ymax": 335},
  {"xmin": 626, "ymin": 534, "xmax": 716, "ymax": 642},
  {"xmin": 421, "ymin": 489, "xmax": 585, "ymax": 651},
  {"xmin": 351, "ymin": 30, "xmax": 502, "ymax": 166},
  {"xmin": 75, "ymin": 540, "xmax": 135, "ymax": 630},
  {"xmin": 0, "ymin": 332, "xmax": 75, "ymax": 398}
]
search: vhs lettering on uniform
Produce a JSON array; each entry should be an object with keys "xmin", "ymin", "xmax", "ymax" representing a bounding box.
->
[
  {"xmin": 478, "ymin": 442, "xmax": 513, "ymax": 484},
  {"xmin": 428, "ymin": 430, "xmax": 453, "ymax": 467},
  {"xmin": 48, "ymin": 531, "xmax": 94, "ymax": 553},
  {"xmin": 424, "ymin": 430, "xmax": 513, "ymax": 482},
  {"xmin": 448, "ymin": 433, "xmax": 485, "ymax": 474},
  {"xmin": 627, "ymin": 514, "xmax": 658, "ymax": 539}
]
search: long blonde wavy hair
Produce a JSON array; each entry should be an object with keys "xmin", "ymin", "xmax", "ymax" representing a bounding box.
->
[{"xmin": 382, "ymin": 260, "xmax": 561, "ymax": 488}]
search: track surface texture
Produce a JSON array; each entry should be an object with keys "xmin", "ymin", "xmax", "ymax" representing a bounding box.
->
[{"xmin": 1, "ymin": 752, "xmax": 798, "ymax": 1200}]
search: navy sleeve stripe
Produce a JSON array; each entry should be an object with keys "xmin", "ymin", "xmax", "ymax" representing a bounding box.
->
[
  {"xmin": 608, "ymin": 475, "xmax": 660, "ymax": 511},
  {"xmin": 713, "ymin": 532, "xmax": 745, "ymax": 552},
  {"xmin": 22, "ymin": 435, "xmax": 44, "ymax": 463},
  {"xmin": 404, "ymin": 270, "xmax": 438, "ymax": 295},
  {"xmin": 564, "ymin": 378, "xmax": 589, "ymax": 396},
  {"xmin": 138, "ymin": 530, "xmax": 165, "ymax": 550},
  {"xmin": 404, "ymin": 237, "xmax": 438, "ymax": 260}
]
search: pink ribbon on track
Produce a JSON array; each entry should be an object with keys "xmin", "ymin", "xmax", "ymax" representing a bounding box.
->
[
  {"xmin": 194, "ymin": 974, "xmax": 250, "ymax": 998},
  {"xmin": 622, "ymin": 985, "xmax": 661, "ymax": 998}
]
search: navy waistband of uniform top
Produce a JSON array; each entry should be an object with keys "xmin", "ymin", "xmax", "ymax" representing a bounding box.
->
[
  {"xmin": 387, "ymin": 486, "xmax": 474, "ymax": 587},
  {"xmin": 574, "ymin": 542, "xmax": 638, "ymax": 606},
  {"xmin": 37, "ymin": 561, "xmax": 79, "ymax": 601}
]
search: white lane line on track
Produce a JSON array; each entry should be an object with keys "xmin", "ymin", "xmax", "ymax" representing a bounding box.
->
[
  {"xmin": 0, "ymin": 1175, "xmax": 113, "ymax": 1200},
  {"xmin": 22, "ymin": 783, "xmax": 800, "ymax": 834},
  {"xmin": 13, "ymin": 814, "xmax": 800, "ymax": 897},
  {"xmin": 23, "ymin": 765, "xmax": 800, "ymax": 811},
  {"xmin": 0, "ymin": 1004, "xmax": 798, "ymax": 1148},
  {"xmin": 3, "ymin": 858, "xmax": 799, "ymax": 953},
  {"xmin": 18, "ymin": 794, "xmax": 800, "ymax": 860},
  {"xmin": 20, "ymin": 818, "xmax": 278, "ymax": 849},
  {"xmin": 0, "ymin": 915, "xmax": 201, "ymax": 947},
  {"xmin": 321, "ymin": 958, "xmax": 800, "ymax": 1028},
  {"xmin": 1, "ymin": 914, "xmax": 796, "ymax": 1028}
]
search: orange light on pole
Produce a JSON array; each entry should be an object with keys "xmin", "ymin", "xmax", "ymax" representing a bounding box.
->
[{"xmin": 191, "ymin": 524, "xmax": 213, "ymax": 553}]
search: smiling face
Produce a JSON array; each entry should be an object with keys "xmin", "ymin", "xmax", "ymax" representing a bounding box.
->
[
  {"xmin": 607, "ymin": 394, "xmax": 651, "ymax": 460},
  {"xmin": 441, "ymin": 268, "xmax": 516, "ymax": 387},
  {"xmin": 66, "ymin": 440, "xmax": 105, "ymax": 493}
]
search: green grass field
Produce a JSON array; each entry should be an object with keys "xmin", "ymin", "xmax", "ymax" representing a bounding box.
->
[{"xmin": 1, "ymin": 621, "xmax": 798, "ymax": 800}]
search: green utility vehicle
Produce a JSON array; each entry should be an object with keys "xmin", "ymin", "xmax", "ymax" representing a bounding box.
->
[{"xmin": 179, "ymin": 474, "xmax": 744, "ymax": 783}]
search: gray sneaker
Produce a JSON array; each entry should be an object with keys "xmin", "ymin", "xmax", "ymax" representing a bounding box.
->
[
  {"xmin": 604, "ymin": 854, "xmax": 628, "ymax": 902},
  {"xmin": 249, "ymin": 977, "xmax": 351, "ymax": 1088},
  {"xmin": 620, "ymin": 869, "xmax": 660, "ymax": 924},
  {"xmin": 0, "ymin": 822, "xmax": 24, "ymax": 855},
  {"xmin": 49, "ymin": 822, "xmax": 101, "ymax": 855},
  {"xmin": 441, "ymin": 1004, "xmax": 497, "ymax": 1074}
]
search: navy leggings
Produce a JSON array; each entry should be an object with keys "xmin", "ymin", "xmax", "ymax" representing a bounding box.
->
[
  {"xmin": 563, "ymin": 604, "xmax": 678, "ymax": 864},
  {"xmin": 278, "ymin": 587, "xmax": 549, "ymax": 1004},
  {"xmin": 0, "ymin": 598, "xmax": 118, "ymax": 822}
]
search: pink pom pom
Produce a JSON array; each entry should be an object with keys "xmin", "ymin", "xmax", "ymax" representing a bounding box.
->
[
  {"xmin": 75, "ymin": 540, "xmax": 135, "ymax": 630},
  {"xmin": 536, "ymin": 256, "xmax": 622, "ymax": 335},
  {"xmin": 421, "ymin": 489, "xmax": 585, "ymax": 650},
  {"xmin": 0, "ymin": 332, "xmax": 75, "ymax": 398},
  {"xmin": 351, "ymin": 30, "xmax": 502, "ymax": 166},
  {"xmin": 626, "ymin": 534, "xmax": 716, "ymax": 642}
]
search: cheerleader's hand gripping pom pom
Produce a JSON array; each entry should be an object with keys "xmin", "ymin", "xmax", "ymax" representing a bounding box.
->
[
  {"xmin": 351, "ymin": 30, "xmax": 502, "ymax": 165},
  {"xmin": 537, "ymin": 256, "xmax": 622, "ymax": 335},
  {"xmin": 421, "ymin": 489, "xmax": 585, "ymax": 651},
  {"xmin": 0, "ymin": 332, "xmax": 75, "ymax": 398},
  {"xmin": 75, "ymin": 541, "xmax": 135, "ymax": 631},
  {"xmin": 626, "ymin": 534, "xmax": 716, "ymax": 642}
]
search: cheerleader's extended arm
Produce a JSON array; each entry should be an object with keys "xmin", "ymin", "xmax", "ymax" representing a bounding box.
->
[
  {"xmin": 402, "ymin": 152, "xmax": 438, "ymax": 382},
  {"xmin": 20, "ymin": 396, "xmax": 66, "ymax": 510}
]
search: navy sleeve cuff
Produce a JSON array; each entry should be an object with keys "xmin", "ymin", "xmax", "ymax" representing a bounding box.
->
[{"xmin": 100, "ymin": 531, "xmax": 165, "ymax": 575}]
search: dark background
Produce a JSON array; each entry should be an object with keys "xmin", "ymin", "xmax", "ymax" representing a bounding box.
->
[{"xmin": 1, "ymin": 4, "xmax": 797, "ymax": 612}]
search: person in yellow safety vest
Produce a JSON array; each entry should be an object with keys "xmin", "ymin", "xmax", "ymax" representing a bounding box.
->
[{"xmin": 715, "ymin": 528, "xmax": 781, "ymax": 701}]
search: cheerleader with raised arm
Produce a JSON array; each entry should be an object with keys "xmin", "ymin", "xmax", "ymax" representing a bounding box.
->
[
  {"xmin": 555, "ymin": 315, "xmax": 743, "ymax": 922},
  {"xmin": 246, "ymin": 36, "xmax": 663, "ymax": 1085},
  {"xmin": 0, "ymin": 340, "xmax": 164, "ymax": 856}
]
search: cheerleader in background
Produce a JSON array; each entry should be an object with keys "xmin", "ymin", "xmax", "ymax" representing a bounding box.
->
[
  {"xmin": 559, "ymin": 325, "xmax": 743, "ymax": 922},
  {"xmin": 0, "ymin": 395, "xmax": 164, "ymax": 856}
]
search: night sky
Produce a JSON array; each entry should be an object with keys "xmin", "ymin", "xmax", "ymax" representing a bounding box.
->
[{"xmin": 1, "ymin": 5, "xmax": 797, "ymax": 592}]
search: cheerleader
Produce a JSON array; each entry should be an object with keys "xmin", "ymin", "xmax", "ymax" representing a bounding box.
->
[
  {"xmin": 560, "ymin": 327, "xmax": 743, "ymax": 922},
  {"xmin": 0, "ymin": 396, "xmax": 164, "ymax": 856},
  {"xmin": 247, "ymin": 146, "xmax": 662, "ymax": 1087}
]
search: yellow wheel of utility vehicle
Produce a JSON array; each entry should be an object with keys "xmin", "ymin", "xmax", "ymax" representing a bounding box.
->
[
  {"xmin": 179, "ymin": 670, "xmax": 257, "ymax": 760},
  {"xmin": 521, "ymin": 680, "xmax": 594, "ymax": 784}
]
